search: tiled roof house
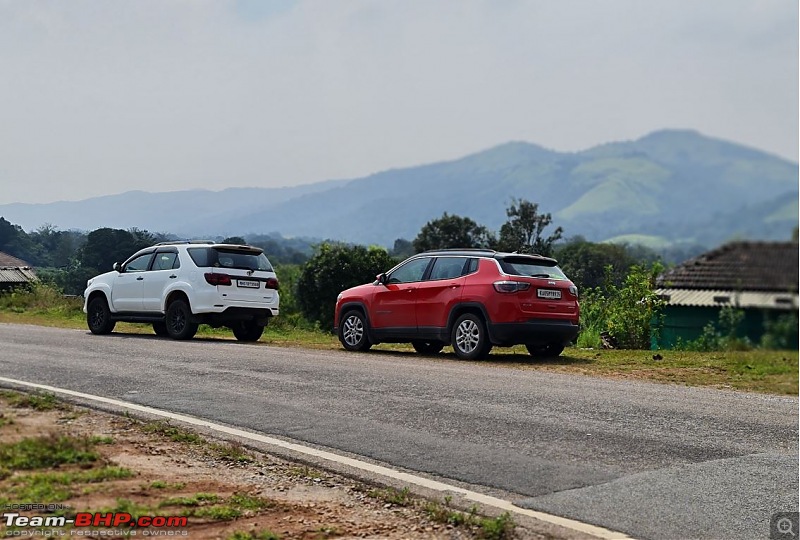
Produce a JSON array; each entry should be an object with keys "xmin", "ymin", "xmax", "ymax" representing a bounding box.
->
[
  {"xmin": 0, "ymin": 251, "xmax": 38, "ymax": 287},
  {"xmin": 654, "ymin": 241, "xmax": 798, "ymax": 348}
]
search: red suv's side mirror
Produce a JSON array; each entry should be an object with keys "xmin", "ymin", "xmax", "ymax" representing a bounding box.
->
[{"xmin": 375, "ymin": 273, "xmax": 387, "ymax": 285}]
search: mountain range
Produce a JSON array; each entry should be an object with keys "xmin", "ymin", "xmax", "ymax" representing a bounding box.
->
[{"xmin": 1, "ymin": 129, "xmax": 796, "ymax": 248}]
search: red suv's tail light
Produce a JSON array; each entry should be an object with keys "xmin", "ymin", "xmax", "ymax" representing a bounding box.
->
[
  {"xmin": 204, "ymin": 272, "xmax": 232, "ymax": 286},
  {"xmin": 569, "ymin": 285, "xmax": 578, "ymax": 297},
  {"xmin": 493, "ymin": 280, "xmax": 531, "ymax": 293},
  {"xmin": 265, "ymin": 277, "xmax": 279, "ymax": 290}
]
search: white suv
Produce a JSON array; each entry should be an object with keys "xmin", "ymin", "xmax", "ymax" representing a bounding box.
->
[{"xmin": 83, "ymin": 241, "xmax": 280, "ymax": 341}]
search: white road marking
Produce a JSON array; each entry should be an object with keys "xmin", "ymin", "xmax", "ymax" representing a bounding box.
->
[{"xmin": 0, "ymin": 376, "xmax": 632, "ymax": 539}]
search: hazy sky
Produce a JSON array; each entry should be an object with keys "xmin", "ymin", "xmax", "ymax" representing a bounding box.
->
[{"xmin": 0, "ymin": 0, "xmax": 797, "ymax": 205}]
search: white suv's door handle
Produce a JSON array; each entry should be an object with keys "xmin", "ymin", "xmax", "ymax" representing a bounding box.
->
[
  {"xmin": 136, "ymin": 276, "xmax": 144, "ymax": 281},
  {"xmin": 169, "ymin": 275, "xmax": 177, "ymax": 279}
]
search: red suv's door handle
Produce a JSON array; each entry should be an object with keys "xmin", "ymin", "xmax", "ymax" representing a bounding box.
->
[{"xmin": 450, "ymin": 284, "xmax": 461, "ymax": 289}]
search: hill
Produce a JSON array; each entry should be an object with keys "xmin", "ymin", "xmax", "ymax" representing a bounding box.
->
[{"xmin": 0, "ymin": 130, "xmax": 796, "ymax": 247}]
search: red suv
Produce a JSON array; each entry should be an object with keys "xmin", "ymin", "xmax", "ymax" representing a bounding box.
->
[{"xmin": 334, "ymin": 249, "xmax": 580, "ymax": 359}]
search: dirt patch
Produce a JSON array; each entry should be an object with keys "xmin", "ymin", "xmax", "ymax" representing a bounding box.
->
[{"xmin": 0, "ymin": 393, "xmax": 524, "ymax": 539}]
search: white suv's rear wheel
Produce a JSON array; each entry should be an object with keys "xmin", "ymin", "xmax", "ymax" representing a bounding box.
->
[{"xmin": 166, "ymin": 299, "xmax": 198, "ymax": 340}]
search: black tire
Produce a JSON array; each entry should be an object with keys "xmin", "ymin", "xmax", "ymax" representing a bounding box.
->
[
  {"xmin": 412, "ymin": 340, "xmax": 444, "ymax": 355},
  {"xmin": 526, "ymin": 343, "xmax": 565, "ymax": 358},
  {"xmin": 338, "ymin": 310, "xmax": 371, "ymax": 352},
  {"xmin": 451, "ymin": 313, "xmax": 491, "ymax": 360},
  {"xmin": 232, "ymin": 320, "xmax": 265, "ymax": 342},
  {"xmin": 153, "ymin": 322, "xmax": 169, "ymax": 337},
  {"xmin": 165, "ymin": 299, "xmax": 198, "ymax": 340},
  {"xmin": 87, "ymin": 296, "xmax": 116, "ymax": 335}
]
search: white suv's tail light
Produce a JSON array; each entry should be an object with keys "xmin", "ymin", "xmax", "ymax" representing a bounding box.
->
[
  {"xmin": 265, "ymin": 277, "xmax": 279, "ymax": 290},
  {"xmin": 204, "ymin": 273, "xmax": 232, "ymax": 286},
  {"xmin": 493, "ymin": 280, "xmax": 531, "ymax": 293}
]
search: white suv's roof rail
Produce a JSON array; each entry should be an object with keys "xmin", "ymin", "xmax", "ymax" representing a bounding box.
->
[{"xmin": 154, "ymin": 240, "xmax": 216, "ymax": 246}]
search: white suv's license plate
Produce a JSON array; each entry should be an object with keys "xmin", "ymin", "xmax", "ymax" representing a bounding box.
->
[
  {"xmin": 237, "ymin": 279, "xmax": 260, "ymax": 289},
  {"xmin": 537, "ymin": 289, "xmax": 561, "ymax": 299}
]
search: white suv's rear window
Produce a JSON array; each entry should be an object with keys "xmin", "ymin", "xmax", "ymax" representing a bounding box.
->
[{"xmin": 188, "ymin": 247, "xmax": 274, "ymax": 271}]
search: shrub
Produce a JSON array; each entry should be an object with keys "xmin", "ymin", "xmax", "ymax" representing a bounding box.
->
[{"xmin": 297, "ymin": 243, "xmax": 397, "ymax": 331}]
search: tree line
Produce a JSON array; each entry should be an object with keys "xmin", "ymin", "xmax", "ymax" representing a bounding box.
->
[{"xmin": 0, "ymin": 199, "xmax": 695, "ymax": 349}]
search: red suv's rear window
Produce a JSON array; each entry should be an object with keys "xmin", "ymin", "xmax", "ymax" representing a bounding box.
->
[{"xmin": 498, "ymin": 257, "xmax": 567, "ymax": 280}]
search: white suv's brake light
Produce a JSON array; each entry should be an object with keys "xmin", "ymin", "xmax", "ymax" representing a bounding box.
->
[
  {"xmin": 493, "ymin": 280, "xmax": 531, "ymax": 293},
  {"xmin": 265, "ymin": 277, "xmax": 279, "ymax": 290},
  {"xmin": 204, "ymin": 273, "xmax": 232, "ymax": 286}
]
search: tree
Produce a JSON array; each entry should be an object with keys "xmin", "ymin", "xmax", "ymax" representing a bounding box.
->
[
  {"xmin": 554, "ymin": 239, "xmax": 636, "ymax": 291},
  {"xmin": 412, "ymin": 213, "xmax": 494, "ymax": 253},
  {"xmin": 222, "ymin": 236, "xmax": 247, "ymax": 245},
  {"xmin": 495, "ymin": 199, "xmax": 563, "ymax": 257},
  {"xmin": 297, "ymin": 243, "xmax": 397, "ymax": 330},
  {"xmin": 390, "ymin": 238, "xmax": 415, "ymax": 258},
  {"xmin": 78, "ymin": 228, "xmax": 156, "ymax": 273},
  {"xmin": 0, "ymin": 217, "xmax": 34, "ymax": 261}
]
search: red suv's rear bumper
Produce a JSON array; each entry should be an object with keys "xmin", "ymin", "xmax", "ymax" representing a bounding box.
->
[{"xmin": 488, "ymin": 319, "xmax": 579, "ymax": 346}]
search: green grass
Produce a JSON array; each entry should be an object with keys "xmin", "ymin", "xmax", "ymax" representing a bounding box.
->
[
  {"xmin": 141, "ymin": 420, "xmax": 205, "ymax": 444},
  {"xmin": 514, "ymin": 347, "xmax": 799, "ymax": 395},
  {"xmin": 6, "ymin": 467, "xmax": 134, "ymax": 502},
  {"xmin": 1, "ymin": 391, "xmax": 63, "ymax": 411},
  {"xmin": 149, "ymin": 480, "xmax": 186, "ymax": 490},
  {"xmin": 161, "ymin": 492, "xmax": 273, "ymax": 522},
  {"xmin": 160, "ymin": 493, "xmax": 219, "ymax": 507},
  {"xmin": 286, "ymin": 465, "xmax": 323, "ymax": 480},
  {"xmin": 370, "ymin": 486, "xmax": 412, "ymax": 507},
  {"xmin": 209, "ymin": 441, "xmax": 254, "ymax": 463},
  {"xmin": 0, "ymin": 434, "xmax": 99, "ymax": 470}
]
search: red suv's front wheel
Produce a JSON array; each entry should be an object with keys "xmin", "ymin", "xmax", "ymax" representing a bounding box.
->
[{"xmin": 339, "ymin": 310, "xmax": 372, "ymax": 352}]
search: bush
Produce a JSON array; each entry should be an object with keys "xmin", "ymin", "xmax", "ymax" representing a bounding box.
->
[
  {"xmin": 297, "ymin": 243, "xmax": 397, "ymax": 331},
  {"xmin": 761, "ymin": 312, "xmax": 799, "ymax": 350},
  {"xmin": 577, "ymin": 264, "xmax": 665, "ymax": 349},
  {"xmin": 676, "ymin": 306, "xmax": 752, "ymax": 352}
]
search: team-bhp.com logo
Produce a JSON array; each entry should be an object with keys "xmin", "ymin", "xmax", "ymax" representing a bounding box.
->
[{"xmin": 3, "ymin": 511, "xmax": 187, "ymax": 533}]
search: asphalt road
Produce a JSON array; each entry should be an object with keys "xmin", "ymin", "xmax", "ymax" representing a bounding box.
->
[{"xmin": 1, "ymin": 323, "xmax": 797, "ymax": 539}]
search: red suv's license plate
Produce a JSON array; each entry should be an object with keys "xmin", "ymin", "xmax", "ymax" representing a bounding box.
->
[
  {"xmin": 537, "ymin": 289, "xmax": 561, "ymax": 299},
  {"xmin": 237, "ymin": 279, "xmax": 260, "ymax": 289}
]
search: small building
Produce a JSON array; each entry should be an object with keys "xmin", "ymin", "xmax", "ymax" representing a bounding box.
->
[
  {"xmin": 0, "ymin": 251, "xmax": 38, "ymax": 290},
  {"xmin": 654, "ymin": 241, "xmax": 798, "ymax": 348}
]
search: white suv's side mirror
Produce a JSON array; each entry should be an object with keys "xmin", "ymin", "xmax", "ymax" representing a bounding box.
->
[{"xmin": 113, "ymin": 262, "xmax": 121, "ymax": 272}]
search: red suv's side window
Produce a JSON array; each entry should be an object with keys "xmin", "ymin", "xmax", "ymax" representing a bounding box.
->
[
  {"xmin": 428, "ymin": 257, "xmax": 469, "ymax": 280},
  {"xmin": 387, "ymin": 258, "xmax": 431, "ymax": 284}
]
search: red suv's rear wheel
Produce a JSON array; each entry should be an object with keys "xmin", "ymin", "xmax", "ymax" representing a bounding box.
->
[{"xmin": 451, "ymin": 313, "xmax": 492, "ymax": 360}]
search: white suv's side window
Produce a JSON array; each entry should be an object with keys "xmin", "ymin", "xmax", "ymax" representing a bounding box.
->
[
  {"xmin": 153, "ymin": 252, "xmax": 179, "ymax": 271},
  {"xmin": 124, "ymin": 253, "xmax": 153, "ymax": 273}
]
